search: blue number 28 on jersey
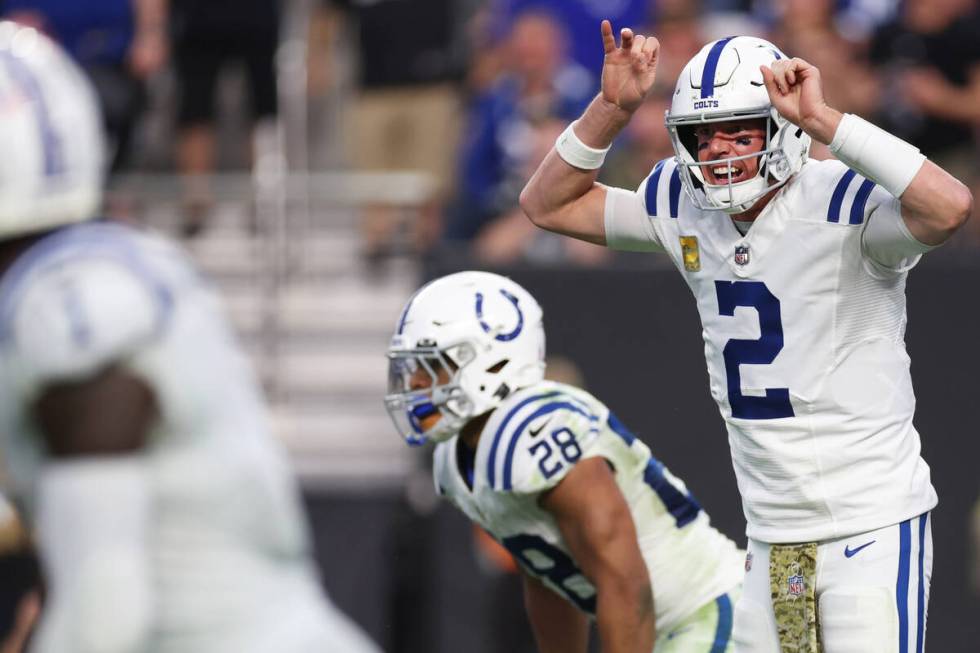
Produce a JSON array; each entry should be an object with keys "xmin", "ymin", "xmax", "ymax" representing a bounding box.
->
[{"xmin": 714, "ymin": 280, "xmax": 794, "ymax": 420}]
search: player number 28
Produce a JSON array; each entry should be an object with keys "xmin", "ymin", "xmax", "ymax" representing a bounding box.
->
[{"xmin": 528, "ymin": 427, "xmax": 582, "ymax": 479}]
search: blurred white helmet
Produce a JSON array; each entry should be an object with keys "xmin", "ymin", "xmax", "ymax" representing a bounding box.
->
[
  {"xmin": 0, "ymin": 21, "xmax": 104, "ymax": 239},
  {"xmin": 665, "ymin": 36, "xmax": 810, "ymax": 214},
  {"xmin": 385, "ymin": 271, "xmax": 546, "ymax": 445}
]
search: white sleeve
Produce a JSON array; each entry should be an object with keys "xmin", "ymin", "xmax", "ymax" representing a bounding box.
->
[
  {"xmin": 505, "ymin": 403, "xmax": 602, "ymax": 495},
  {"xmin": 32, "ymin": 456, "xmax": 152, "ymax": 653},
  {"xmin": 7, "ymin": 258, "xmax": 169, "ymax": 398},
  {"xmin": 860, "ymin": 190, "xmax": 937, "ymax": 274},
  {"xmin": 603, "ymin": 183, "xmax": 666, "ymax": 253}
]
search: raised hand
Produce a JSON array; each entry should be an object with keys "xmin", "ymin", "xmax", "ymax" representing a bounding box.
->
[
  {"xmin": 760, "ymin": 58, "xmax": 839, "ymax": 144},
  {"xmin": 600, "ymin": 20, "xmax": 659, "ymax": 114}
]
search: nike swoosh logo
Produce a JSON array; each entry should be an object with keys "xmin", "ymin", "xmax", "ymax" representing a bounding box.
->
[
  {"xmin": 844, "ymin": 540, "xmax": 876, "ymax": 558},
  {"xmin": 528, "ymin": 417, "xmax": 553, "ymax": 438},
  {"xmin": 666, "ymin": 626, "xmax": 693, "ymax": 640}
]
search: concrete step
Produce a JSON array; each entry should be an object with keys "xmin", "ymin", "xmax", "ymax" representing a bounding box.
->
[
  {"xmin": 219, "ymin": 277, "xmax": 413, "ymax": 339},
  {"xmin": 272, "ymin": 408, "xmax": 415, "ymax": 489},
  {"xmin": 262, "ymin": 349, "xmax": 387, "ymax": 397}
]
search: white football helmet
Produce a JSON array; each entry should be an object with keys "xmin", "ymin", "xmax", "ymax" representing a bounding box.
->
[
  {"xmin": 385, "ymin": 271, "xmax": 546, "ymax": 445},
  {"xmin": 665, "ymin": 36, "xmax": 811, "ymax": 214},
  {"xmin": 0, "ymin": 21, "xmax": 104, "ymax": 239}
]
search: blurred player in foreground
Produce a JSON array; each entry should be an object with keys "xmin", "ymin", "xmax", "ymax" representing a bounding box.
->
[
  {"xmin": 520, "ymin": 20, "xmax": 973, "ymax": 653},
  {"xmin": 385, "ymin": 271, "xmax": 745, "ymax": 652},
  {"xmin": 0, "ymin": 22, "xmax": 378, "ymax": 653}
]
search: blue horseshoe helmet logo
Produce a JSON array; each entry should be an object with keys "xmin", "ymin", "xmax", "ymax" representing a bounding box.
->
[{"xmin": 475, "ymin": 289, "xmax": 524, "ymax": 341}]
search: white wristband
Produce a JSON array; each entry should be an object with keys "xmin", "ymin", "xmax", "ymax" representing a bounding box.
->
[
  {"xmin": 829, "ymin": 113, "xmax": 926, "ymax": 198},
  {"xmin": 555, "ymin": 121, "xmax": 611, "ymax": 170}
]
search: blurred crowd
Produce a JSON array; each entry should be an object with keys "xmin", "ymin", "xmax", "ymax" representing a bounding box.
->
[{"xmin": 3, "ymin": 0, "xmax": 977, "ymax": 257}]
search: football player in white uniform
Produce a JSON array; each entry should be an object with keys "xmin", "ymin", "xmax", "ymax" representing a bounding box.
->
[
  {"xmin": 520, "ymin": 20, "xmax": 973, "ymax": 653},
  {"xmin": 0, "ymin": 23, "xmax": 378, "ymax": 653},
  {"xmin": 385, "ymin": 271, "xmax": 746, "ymax": 652}
]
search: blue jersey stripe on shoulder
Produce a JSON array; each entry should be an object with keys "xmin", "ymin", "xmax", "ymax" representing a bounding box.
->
[
  {"xmin": 700, "ymin": 37, "xmax": 735, "ymax": 98},
  {"xmin": 607, "ymin": 412, "xmax": 635, "ymax": 444},
  {"xmin": 827, "ymin": 169, "xmax": 857, "ymax": 223},
  {"xmin": 644, "ymin": 159, "xmax": 667, "ymax": 217},
  {"xmin": 849, "ymin": 178, "xmax": 876, "ymax": 225},
  {"xmin": 501, "ymin": 400, "xmax": 594, "ymax": 491},
  {"xmin": 486, "ymin": 390, "xmax": 563, "ymax": 488},
  {"xmin": 0, "ymin": 222, "xmax": 172, "ymax": 341},
  {"xmin": 668, "ymin": 167, "xmax": 682, "ymax": 218}
]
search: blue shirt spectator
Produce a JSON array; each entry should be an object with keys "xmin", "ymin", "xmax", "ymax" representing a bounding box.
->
[
  {"xmin": 2, "ymin": 0, "xmax": 133, "ymax": 64},
  {"xmin": 445, "ymin": 10, "xmax": 594, "ymax": 241},
  {"xmin": 488, "ymin": 0, "xmax": 652, "ymax": 83}
]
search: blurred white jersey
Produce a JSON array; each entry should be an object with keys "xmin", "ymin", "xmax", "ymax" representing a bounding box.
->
[
  {"xmin": 0, "ymin": 222, "xmax": 377, "ymax": 653},
  {"xmin": 433, "ymin": 380, "xmax": 745, "ymax": 634},
  {"xmin": 604, "ymin": 157, "xmax": 938, "ymax": 543}
]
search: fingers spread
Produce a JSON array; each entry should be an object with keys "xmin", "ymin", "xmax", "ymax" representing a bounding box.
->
[
  {"xmin": 620, "ymin": 27, "xmax": 633, "ymax": 50},
  {"xmin": 641, "ymin": 36, "xmax": 660, "ymax": 67},
  {"xmin": 601, "ymin": 20, "xmax": 616, "ymax": 54},
  {"xmin": 630, "ymin": 34, "xmax": 646, "ymax": 57}
]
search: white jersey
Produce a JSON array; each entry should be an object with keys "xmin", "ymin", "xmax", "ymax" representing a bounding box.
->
[
  {"xmin": 604, "ymin": 157, "xmax": 938, "ymax": 543},
  {"xmin": 433, "ymin": 380, "xmax": 744, "ymax": 633},
  {"xmin": 0, "ymin": 222, "xmax": 376, "ymax": 653}
]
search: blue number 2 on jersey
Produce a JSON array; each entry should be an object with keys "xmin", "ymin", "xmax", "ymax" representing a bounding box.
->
[{"xmin": 714, "ymin": 281, "xmax": 794, "ymax": 420}]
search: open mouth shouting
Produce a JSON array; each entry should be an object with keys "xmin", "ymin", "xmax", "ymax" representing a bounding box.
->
[{"xmin": 706, "ymin": 163, "xmax": 751, "ymax": 185}]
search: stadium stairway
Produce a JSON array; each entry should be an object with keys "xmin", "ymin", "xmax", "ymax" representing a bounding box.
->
[{"xmin": 167, "ymin": 196, "xmax": 422, "ymax": 493}]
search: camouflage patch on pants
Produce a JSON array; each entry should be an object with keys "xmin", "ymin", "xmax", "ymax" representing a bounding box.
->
[{"xmin": 769, "ymin": 542, "xmax": 820, "ymax": 652}]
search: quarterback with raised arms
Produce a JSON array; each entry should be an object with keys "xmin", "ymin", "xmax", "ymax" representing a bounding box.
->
[
  {"xmin": 520, "ymin": 19, "xmax": 972, "ymax": 653},
  {"xmin": 386, "ymin": 271, "xmax": 746, "ymax": 652},
  {"xmin": 0, "ymin": 23, "xmax": 378, "ymax": 653}
]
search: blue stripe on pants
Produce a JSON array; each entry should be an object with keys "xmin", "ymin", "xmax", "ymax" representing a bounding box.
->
[
  {"xmin": 916, "ymin": 514, "xmax": 928, "ymax": 653},
  {"xmin": 710, "ymin": 593, "xmax": 733, "ymax": 653},
  {"xmin": 897, "ymin": 519, "xmax": 912, "ymax": 653}
]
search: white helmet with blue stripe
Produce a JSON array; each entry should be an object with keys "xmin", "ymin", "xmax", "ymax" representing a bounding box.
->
[
  {"xmin": 0, "ymin": 22, "xmax": 104, "ymax": 239},
  {"xmin": 665, "ymin": 36, "xmax": 811, "ymax": 214},
  {"xmin": 385, "ymin": 271, "xmax": 546, "ymax": 445}
]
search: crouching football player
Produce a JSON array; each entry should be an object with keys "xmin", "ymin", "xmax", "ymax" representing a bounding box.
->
[
  {"xmin": 385, "ymin": 271, "xmax": 745, "ymax": 652},
  {"xmin": 0, "ymin": 23, "xmax": 379, "ymax": 653}
]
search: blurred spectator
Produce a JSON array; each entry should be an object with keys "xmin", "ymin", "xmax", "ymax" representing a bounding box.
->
[
  {"xmin": 479, "ymin": 0, "xmax": 652, "ymax": 89},
  {"xmin": 170, "ymin": 0, "xmax": 280, "ymax": 237},
  {"xmin": 331, "ymin": 0, "xmax": 469, "ymax": 267},
  {"xmin": 647, "ymin": 1, "xmax": 704, "ymax": 94},
  {"xmin": 443, "ymin": 10, "xmax": 594, "ymax": 253},
  {"xmin": 470, "ymin": 117, "xmax": 610, "ymax": 266},
  {"xmin": 767, "ymin": 0, "xmax": 879, "ymax": 159},
  {"xmin": 751, "ymin": 0, "xmax": 898, "ymax": 43},
  {"xmin": 1, "ymin": 0, "xmax": 168, "ymax": 172},
  {"xmin": 869, "ymin": 0, "xmax": 980, "ymax": 243},
  {"xmin": 869, "ymin": 0, "xmax": 980, "ymax": 175},
  {"xmin": 600, "ymin": 91, "xmax": 675, "ymax": 192}
]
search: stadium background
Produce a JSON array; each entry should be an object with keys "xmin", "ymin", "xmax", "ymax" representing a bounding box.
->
[{"xmin": 0, "ymin": 0, "xmax": 978, "ymax": 650}]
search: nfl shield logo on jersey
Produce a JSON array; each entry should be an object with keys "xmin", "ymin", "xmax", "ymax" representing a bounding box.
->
[
  {"xmin": 734, "ymin": 245, "xmax": 750, "ymax": 266},
  {"xmin": 788, "ymin": 573, "xmax": 805, "ymax": 597}
]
